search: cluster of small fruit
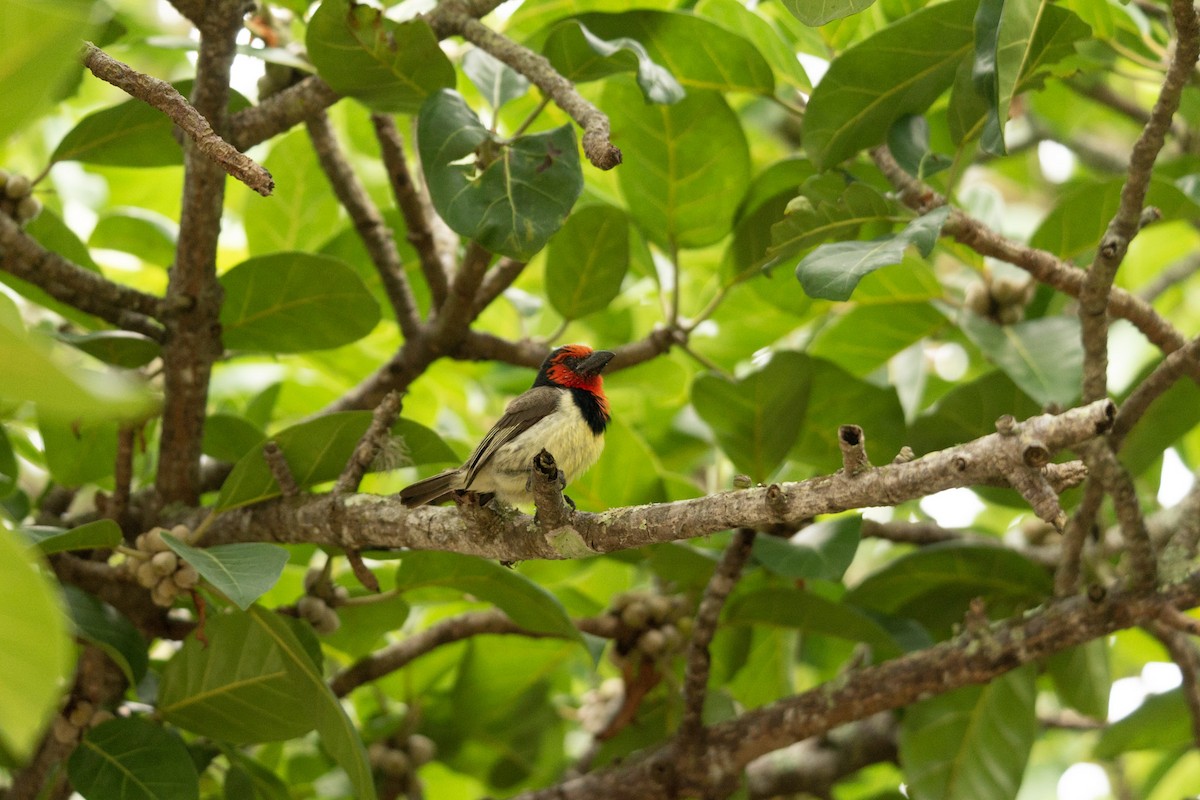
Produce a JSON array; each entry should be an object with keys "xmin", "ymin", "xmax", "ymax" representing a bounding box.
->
[
  {"xmin": 965, "ymin": 274, "xmax": 1036, "ymax": 325},
  {"xmin": 120, "ymin": 526, "xmax": 199, "ymax": 607},
  {"xmin": 50, "ymin": 701, "xmax": 115, "ymax": 745},
  {"xmin": 0, "ymin": 170, "xmax": 41, "ymax": 225},
  {"xmin": 367, "ymin": 733, "xmax": 437, "ymax": 780},
  {"xmin": 297, "ymin": 567, "xmax": 349, "ymax": 634},
  {"xmin": 608, "ymin": 590, "xmax": 694, "ymax": 663}
]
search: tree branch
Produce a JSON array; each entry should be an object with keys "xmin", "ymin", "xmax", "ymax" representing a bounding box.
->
[
  {"xmin": 0, "ymin": 213, "xmax": 164, "ymax": 339},
  {"xmin": 1111, "ymin": 335, "xmax": 1200, "ymax": 447},
  {"xmin": 229, "ymin": 74, "xmax": 341, "ymax": 150},
  {"xmin": 202, "ymin": 401, "xmax": 1112, "ymax": 560},
  {"xmin": 333, "ymin": 390, "xmax": 404, "ymax": 497},
  {"xmin": 306, "ymin": 111, "xmax": 423, "ymax": 339},
  {"xmin": 81, "ymin": 42, "xmax": 273, "ymax": 196}
]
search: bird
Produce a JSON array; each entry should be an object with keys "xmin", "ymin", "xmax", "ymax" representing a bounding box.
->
[{"xmin": 398, "ymin": 344, "xmax": 615, "ymax": 508}]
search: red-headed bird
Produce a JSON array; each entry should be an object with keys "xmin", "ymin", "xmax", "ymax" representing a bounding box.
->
[{"xmin": 398, "ymin": 344, "xmax": 615, "ymax": 507}]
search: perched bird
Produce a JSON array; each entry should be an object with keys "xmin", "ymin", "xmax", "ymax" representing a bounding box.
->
[{"xmin": 399, "ymin": 344, "xmax": 615, "ymax": 507}]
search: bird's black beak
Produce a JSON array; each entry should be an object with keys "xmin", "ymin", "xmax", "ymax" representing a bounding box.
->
[{"xmin": 577, "ymin": 350, "xmax": 615, "ymax": 376}]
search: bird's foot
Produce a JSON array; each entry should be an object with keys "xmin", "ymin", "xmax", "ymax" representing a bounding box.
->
[{"xmin": 451, "ymin": 490, "xmax": 496, "ymax": 507}]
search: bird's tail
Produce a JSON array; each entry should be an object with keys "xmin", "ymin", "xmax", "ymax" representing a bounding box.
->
[{"xmin": 398, "ymin": 469, "xmax": 460, "ymax": 508}]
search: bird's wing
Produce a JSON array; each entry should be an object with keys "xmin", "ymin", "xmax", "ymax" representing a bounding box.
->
[{"xmin": 462, "ymin": 386, "xmax": 561, "ymax": 487}]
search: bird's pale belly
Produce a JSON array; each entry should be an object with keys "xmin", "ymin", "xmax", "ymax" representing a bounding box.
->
[{"xmin": 469, "ymin": 404, "xmax": 605, "ymax": 501}]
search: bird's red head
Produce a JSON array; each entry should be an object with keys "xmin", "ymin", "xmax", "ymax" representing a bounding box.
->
[{"xmin": 535, "ymin": 344, "xmax": 615, "ymax": 406}]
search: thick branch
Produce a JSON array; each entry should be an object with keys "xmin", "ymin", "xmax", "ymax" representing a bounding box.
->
[
  {"xmin": 229, "ymin": 74, "xmax": 341, "ymax": 150},
  {"xmin": 0, "ymin": 213, "xmax": 164, "ymax": 338},
  {"xmin": 511, "ymin": 574, "xmax": 1200, "ymax": 800},
  {"xmin": 203, "ymin": 402, "xmax": 1113, "ymax": 559},
  {"xmin": 745, "ymin": 713, "xmax": 897, "ymax": 800},
  {"xmin": 81, "ymin": 42, "xmax": 273, "ymax": 196},
  {"xmin": 306, "ymin": 112, "xmax": 422, "ymax": 339}
]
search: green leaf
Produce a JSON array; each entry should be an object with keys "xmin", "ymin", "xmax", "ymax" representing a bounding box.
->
[
  {"xmin": 545, "ymin": 204, "xmax": 630, "ymax": 319},
  {"xmin": 725, "ymin": 586, "xmax": 902, "ymax": 659},
  {"xmin": 244, "ymin": 606, "xmax": 376, "ymax": 799},
  {"xmin": 542, "ymin": 20, "xmax": 684, "ymax": 104},
  {"xmin": 418, "ymin": 90, "xmax": 583, "ymax": 261},
  {"xmin": 202, "ymin": 413, "xmax": 267, "ymax": 463},
  {"xmin": 395, "ymin": 551, "xmax": 582, "ymax": 642},
  {"xmin": 908, "ymin": 370, "xmax": 1041, "ymax": 454},
  {"xmin": 393, "ymin": 418, "xmax": 458, "ymax": 467},
  {"xmin": 223, "ymin": 756, "xmax": 291, "ymax": 800},
  {"xmin": 1118, "ymin": 371, "xmax": 1200, "ymax": 477},
  {"xmin": 56, "ymin": 330, "xmax": 161, "ymax": 369},
  {"xmin": 321, "ymin": 593, "xmax": 410, "ymax": 656},
  {"xmin": 68, "ymin": 718, "xmax": 199, "ymax": 800},
  {"xmin": 576, "ymin": 10, "xmax": 774, "ymax": 94},
  {"xmin": 887, "ymin": 115, "xmax": 952, "ymax": 179},
  {"xmin": 0, "ymin": 427, "xmax": 15, "ymax": 498},
  {"xmin": 0, "ymin": 314, "xmax": 157, "ymax": 424},
  {"xmin": 219, "ymin": 253, "xmax": 381, "ymax": 353},
  {"xmin": 794, "ymin": 207, "xmax": 949, "ymax": 300},
  {"xmin": 695, "ymin": 0, "xmax": 810, "ymax": 89},
  {"xmin": 38, "ymin": 417, "xmax": 119, "ymax": 487},
  {"xmin": 0, "ymin": 525, "xmax": 74, "ymax": 762},
  {"xmin": 161, "ymin": 533, "xmax": 289, "ymax": 611},
  {"xmin": 692, "ymin": 351, "xmax": 812, "ymax": 482},
  {"xmin": 24, "ymin": 519, "xmax": 122, "ymax": 556},
  {"xmin": 159, "ymin": 611, "xmax": 318, "ymax": 742},
  {"xmin": 306, "ymin": 0, "xmax": 455, "ymax": 113},
  {"xmin": 49, "ymin": 82, "xmax": 250, "ymax": 167},
  {"xmin": 215, "ymin": 412, "xmax": 369, "ymax": 511},
  {"xmin": 951, "ymin": 1, "xmax": 1090, "ymax": 149},
  {"xmin": 845, "ymin": 542, "xmax": 1052, "ymax": 634},
  {"xmin": 767, "ymin": 177, "xmax": 895, "ymax": 269},
  {"xmin": 959, "ymin": 315, "xmax": 1082, "ymax": 407},
  {"xmin": 808, "ymin": 301, "xmax": 948, "ymax": 377},
  {"xmin": 1046, "ymin": 640, "xmax": 1110, "ymax": 719},
  {"xmin": 607, "ymin": 79, "xmax": 750, "ymax": 248},
  {"xmin": 462, "ymin": 48, "xmax": 530, "ymax": 111},
  {"xmin": 1029, "ymin": 177, "xmax": 1200, "ymax": 260},
  {"xmin": 782, "ymin": 0, "xmax": 876, "ymax": 26},
  {"xmin": 1095, "ymin": 688, "xmax": 1193, "ymax": 757},
  {"xmin": 62, "ymin": 586, "xmax": 149, "ymax": 685},
  {"xmin": 88, "ymin": 208, "xmax": 178, "ymax": 267},
  {"xmin": 803, "ymin": 0, "xmax": 976, "ymax": 170},
  {"xmin": 899, "ymin": 665, "xmax": 1037, "ymax": 800},
  {"xmin": 752, "ymin": 517, "xmax": 862, "ymax": 581},
  {"xmin": 244, "ymin": 130, "xmax": 344, "ymax": 255},
  {"xmin": 0, "ymin": 0, "xmax": 104, "ymax": 143}
]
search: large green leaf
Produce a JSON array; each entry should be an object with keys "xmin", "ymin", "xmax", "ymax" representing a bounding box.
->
[
  {"xmin": 244, "ymin": 130, "xmax": 344, "ymax": 256},
  {"xmin": 159, "ymin": 611, "xmax": 318, "ymax": 743},
  {"xmin": 845, "ymin": 542, "xmax": 1052, "ymax": 633},
  {"xmin": 23, "ymin": 519, "xmax": 122, "ymax": 556},
  {"xmin": 899, "ymin": 665, "xmax": 1037, "ymax": 800},
  {"xmin": 803, "ymin": 0, "xmax": 976, "ymax": 169},
  {"xmin": 794, "ymin": 207, "xmax": 949, "ymax": 300},
  {"xmin": 0, "ymin": 0, "xmax": 103, "ymax": 142},
  {"xmin": 306, "ymin": 0, "xmax": 455, "ymax": 112},
  {"xmin": 959, "ymin": 315, "xmax": 1082, "ymax": 407},
  {"xmin": 691, "ymin": 351, "xmax": 812, "ymax": 482},
  {"xmin": 219, "ymin": 253, "xmax": 381, "ymax": 353},
  {"xmin": 56, "ymin": 330, "xmax": 161, "ymax": 369},
  {"xmin": 88, "ymin": 208, "xmax": 178, "ymax": 267},
  {"xmin": 418, "ymin": 90, "xmax": 582, "ymax": 261},
  {"xmin": 606, "ymin": 79, "xmax": 750, "ymax": 248},
  {"xmin": 38, "ymin": 417, "xmax": 119, "ymax": 487},
  {"xmin": 767, "ymin": 176, "xmax": 895, "ymax": 270},
  {"xmin": 1046, "ymin": 640, "xmax": 1110, "ymax": 719},
  {"xmin": 543, "ymin": 20, "xmax": 684, "ymax": 103},
  {"xmin": 68, "ymin": 718, "xmax": 199, "ymax": 800},
  {"xmin": 462, "ymin": 48, "xmax": 530, "ymax": 111},
  {"xmin": 49, "ymin": 82, "xmax": 250, "ymax": 167},
  {"xmin": 695, "ymin": 0, "xmax": 809, "ymax": 89},
  {"xmin": 161, "ymin": 533, "xmax": 289, "ymax": 611},
  {"xmin": 952, "ymin": 0, "xmax": 1090, "ymax": 150},
  {"xmin": 0, "ymin": 525, "xmax": 74, "ymax": 762},
  {"xmin": 62, "ymin": 586, "xmax": 149, "ymax": 685},
  {"xmin": 575, "ymin": 10, "xmax": 774, "ymax": 94},
  {"xmin": 395, "ymin": 551, "xmax": 581, "ymax": 642},
  {"xmin": 1095, "ymin": 688, "xmax": 1194, "ymax": 757},
  {"xmin": 216, "ymin": 413, "xmax": 454, "ymax": 511},
  {"xmin": 751, "ymin": 516, "xmax": 862, "ymax": 581},
  {"xmin": 782, "ymin": 0, "xmax": 876, "ymax": 26},
  {"xmin": 725, "ymin": 586, "xmax": 902, "ymax": 659},
  {"xmin": 908, "ymin": 370, "xmax": 1041, "ymax": 454},
  {"xmin": 808, "ymin": 301, "xmax": 948, "ymax": 377},
  {"xmin": 545, "ymin": 204, "xmax": 630, "ymax": 319}
]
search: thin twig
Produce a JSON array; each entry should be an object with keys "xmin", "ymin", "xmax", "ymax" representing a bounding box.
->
[
  {"xmin": 81, "ymin": 42, "xmax": 273, "ymax": 196},
  {"xmin": 1139, "ymin": 251, "xmax": 1200, "ymax": 302},
  {"xmin": 230, "ymin": 74, "xmax": 341, "ymax": 150},
  {"xmin": 306, "ymin": 112, "xmax": 423, "ymax": 339},
  {"xmin": 1112, "ymin": 335, "xmax": 1200, "ymax": 447},
  {"xmin": 678, "ymin": 528, "xmax": 757, "ymax": 747},
  {"xmin": 333, "ymin": 390, "xmax": 404, "ymax": 497},
  {"xmin": 472, "ymin": 256, "xmax": 527, "ymax": 316},
  {"xmin": 372, "ymin": 114, "xmax": 450, "ymax": 309}
]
